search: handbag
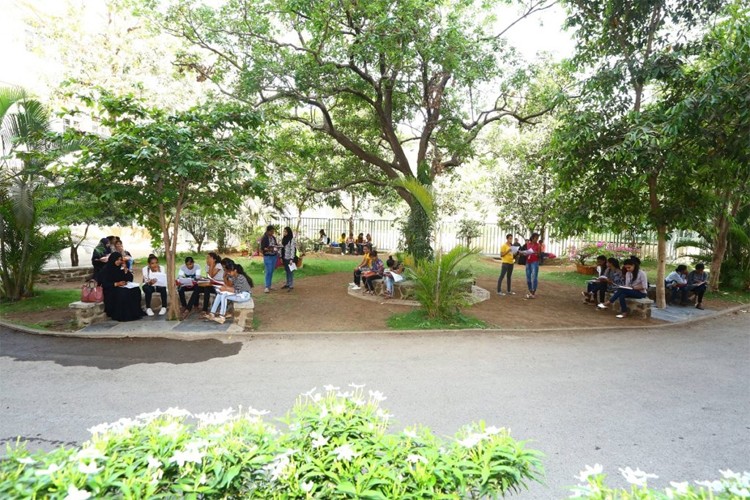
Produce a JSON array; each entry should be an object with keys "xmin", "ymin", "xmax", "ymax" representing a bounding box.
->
[{"xmin": 81, "ymin": 279, "xmax": 104, "ymax": 303}]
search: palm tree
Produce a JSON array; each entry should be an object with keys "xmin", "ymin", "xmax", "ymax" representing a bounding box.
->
[{"xmin": 0, "ymin": 86, "xmax": 72, "ymax": 300}]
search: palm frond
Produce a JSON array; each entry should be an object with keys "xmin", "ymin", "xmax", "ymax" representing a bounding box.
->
[
  {"xmin": 394, "ymin": 177, "xmax": 435, "ymax": 222},
  {"xmin": 0, "ymin": 86, "xmax": 28, "ymax": 124}
]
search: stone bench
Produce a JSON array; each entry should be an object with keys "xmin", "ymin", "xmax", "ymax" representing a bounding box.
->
[
  {"xmin": 611, "ymin": 297, "xmax": 654, "ymax": 319},
  {"xmin": 228, "ymin": 298, "xmax": 255, "ymax": 333},
  {"xmin": 374, "ymin": 280, "xmax": 415, "ymax": 300},
  {"xmin": 323, "ymin": 246, "xmax": 342, "ymax": 255},
  {"xmin": 69, "ymin": 301, "xmax": 106, "ymax": 327}
]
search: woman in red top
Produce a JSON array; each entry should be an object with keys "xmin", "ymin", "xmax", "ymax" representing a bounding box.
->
[{"xmin": 525, "ymin": 232, "xmax": 542, "ymax": 299}]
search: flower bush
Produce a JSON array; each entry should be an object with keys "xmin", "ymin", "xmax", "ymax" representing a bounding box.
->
[
  {"xmin": 571, "ymin": 464, "xmax": 750, "ymax": 499},
  {"xmin": 0, "ymin": 386, "xmax": 543, "ymax": 498},
  {"xmin": 568, "ymin": 242, "xmax": 640, "ymax": 265}
]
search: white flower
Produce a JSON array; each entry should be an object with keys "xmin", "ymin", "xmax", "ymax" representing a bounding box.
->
[
  {"xmin": 334, "ymin": 444, "xmax": 358, "ymax": 461},
  {"xmin": 403, "ymin": 429, "xmax": 418, "ymax": 439},
  {"xmin": 87, "ymin": 423, "xmax": 110, "ymax": 435},
  {"xmin": 619, "ymin": 467, "xmax": 658, "ymax": 487},
  {"xmin": 368, "ymin": 390, "xmax": 387, "ymax": 402},
  {"xmin": 169, "ymin": 448, "xmax": 205, "ymax": 467},
  {"xmin": 320, "ymin": 405, "xmax": 329, "ymax": 418},
  {"xmin": 263, "ymin": 453, "xmax": 291, "ymax": 481},
  {"xmin": 351, "ymin": 398, "xmax": 366, "ymax": 407},
  {"xmin": 311, "ymin": 393, "xmax": 323, "ymax": 402},
  {"xmin": 729, "ymin": 486, "xmax": 750, "ymax": 498},
  {"xmin": 311, "ymin": 433, "xmax": 329, "ymax": 449},
  {"xmin": 158, "ymin": 421, "xmax": 183, "ymax": 437},
  {"xmin": 695, "ymin": 479, "xmax": 724, "ymax": 492},
  {"xmin": 76, "ymin": 447, "xmax": 105, "ymax": 461},
  {"xmin": 457, "ymin": 433, "xmax": 484, "ymax": 448},
  {"xmin": 147, "ymin": 456, "xmax": 161, "ymax": 469},
  {"xmin": 376, "ymin": 408, "xmax": 393, "ymax": 420},
  {"xmin": 162, "ymin": 407, "xmax": 192, "ymax": 418},
  {"xmin": 575, "ymin": 464, "xmax": 604, "ymax": 482},
  {"xmin": 301, "ymin": 480, "xmax": 314, "ymax": 493},
  {"xmin": 64, "ymin": 485, "xmax": 92, "ymax": 500},
  {"xmin": 199, "ymin": 473, "xmax": 207, "ymax": 485},
  {"xmin": 721, "ymin": 469, "xmax": 741, "ymax": 480},
  {"xmin": 195, "ymin": 408, "xmax": 235, "ymax": 426},
  {"xmin": 669, "ymin": 481, "xmax": 689, "ymax": 494},
  {"xmin": 332, "ymin": 404, "xmax": 346, "ymax": 415},
  {"xmin": 17, "ymin": 457, "xmax": 35, "ymax": 465},
  {"xmin": 348, "ymin": 383, "xmax": 365, "ymax": 389},
  {"xmin": 323, "ymin": 385, "xmax": 340, "ymax": 392},
  {"xmin": 77, "ymin": 461, "xmax": 102, "ymax": 474},
  {"xmin": 484, "ymin": 426, "xmax": 501, "ymax": 435},
  {"xmin": 406, "ymin": 454, "xmax": 428, "ymax": 464},
  {"xmin": 34, "ymin": 463, "xmax": 60, "ymax": 476},
  {"xmin": 246, "ymin": 407, "xmax": 270, "ymax": 417},
  {"xmin": 302, "ymin": 387, "xmax": 317, "ymax": 397},
  {"xmin": 569, "ymin": 483, "xmax": 599, "ymax": 498}
]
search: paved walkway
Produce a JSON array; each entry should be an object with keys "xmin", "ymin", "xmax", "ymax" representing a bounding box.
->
[
  {"xmin": 651, "ymin": 303, "xmax": 717, "ymax": 323},
  {"xmin": 79, "ymin": 314, "xmax": 238, "ymax": 338}
]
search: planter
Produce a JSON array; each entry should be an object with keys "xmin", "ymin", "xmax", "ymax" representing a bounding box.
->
[
  {"xmin": 241, "ymin": 250, "xmax": 249, "ymax": 256},
  {"xmin": 576, "ymin": 263, "xmax": 598, "ymax": 275}
]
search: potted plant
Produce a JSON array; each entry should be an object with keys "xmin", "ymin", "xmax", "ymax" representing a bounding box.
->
[{"xmin": 568, "ymin": 242, "xmax": 601, "ymax": 275}]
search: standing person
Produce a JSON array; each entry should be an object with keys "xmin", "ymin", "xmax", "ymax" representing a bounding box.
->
[
  {"xmin": 350, "ymin": 245, "xmax": 372, "ymax": 290},
  {"xmin": 281, "ymin": 226, "xmax": 297, "ymax": 292},
  {"xmin": 196, "ymin": 252, "xmax": 224, "ymax": 318},
  {"xmin": 99, "ymin": 252, "xmax": 144, "ymax": 322},
  {"xmin": 142, "ymin": 254, "xmax": 168, "ymax": 316},
  {"xmin": 666, "ymin": 264, "xmax": 690, "ymax": 305},
  {"xmin": 524, "ymin": 233, "xmax": 542, "ymax": 299},
  {"xmin": 178, "ymin": 256, "xmax": 202, "ymax": 315},
  {"xmin": 687, "ymin": 263, "xmax": 709, "ymax": 310},
  {"xmin": 497, "ymin": 233, "xmax": 516, "ymax": 296},
  {"xmin": 597, "ymin": 258, "xmax": 648, "ymax": 318},
  {"xmin": 345, "ymin": 232, "xmax": 356, "ymax": 255},
  {"xmin": 91, "ymin": 237, "xmax": 112, "ymax": 280},
  {"xmin": 208, "ymin": 260, "xmax": 253, "ymax": 324},
  {"xmin": 260, "ymin": 225, "xmax": 280, "ymax": 293},
  {"xmin": 362, "ymin": 249, "xmax": 384, "ymax": 295}
]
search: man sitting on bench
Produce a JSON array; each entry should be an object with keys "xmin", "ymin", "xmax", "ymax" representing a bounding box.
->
[
  {"xmin": 666, "ymin": 264, "xmax": 689, "ymax": 306},
  {"xmin": 687, "ymin": 263, "xmax": 709, "ymax": 310}
]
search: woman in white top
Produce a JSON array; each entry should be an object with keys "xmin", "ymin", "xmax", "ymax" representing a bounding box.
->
[
  {"xmin": 280, "ymin": 226, "xmax": 297, "ymax": 292},
  {"xmin": 142, "ymin": 254, "xmax": 167, "ymax": 316},
  {"xmin": 597, "ymin": 257, "xmax": 648, "ymax": 318}
]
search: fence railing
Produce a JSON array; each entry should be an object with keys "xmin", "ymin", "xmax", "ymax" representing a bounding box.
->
[{"xmin": 266, "ymin": 217, "xmax": 704, "ymax": 262}]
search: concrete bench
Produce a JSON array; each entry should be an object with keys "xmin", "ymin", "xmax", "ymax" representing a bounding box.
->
[
  {"xmin": 69, "ymin": 301, "xmax": 106, "ymax": 327},
  {"xmin": 323, "ymin": 246, "xmax": 342, "ymax": 255},
  {"xmin": 374, "ymin": 280, "xmax": 415, "ymax": 300},
  {"xmin": 228, "ymin": 298, "xmax": 255, "ymax": 333},
  {"xmin": 611, "ymin": 297, "xmax": 654, "ymax": 319}
]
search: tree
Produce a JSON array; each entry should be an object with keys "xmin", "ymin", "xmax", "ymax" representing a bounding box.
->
[
  {"xmin": 161, "ymin": 0, "xmax": 558, "ymax": 260},
  {"xmin": 69, "ymin": 91, "xmax": 262, "ymax": 320},
  {"xmin": 0, "ymin": 87, "xmax": 74, "ymax": 300},
  {"xmin": 553, "ymin": 0, "xmax": 726, "ymax": 308}
]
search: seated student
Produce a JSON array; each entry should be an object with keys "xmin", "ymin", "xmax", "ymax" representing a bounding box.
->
[
  {"xmin": 583, "ymin": 255, "xmax": 608, "ymax": 303},
  {"xmin": 142, "ymin": 254, "xmax": 168, "ymax": 316},
  {"xmin": 350, "ymin": 245, "xmax": 372, "ymax": 290},
  {"xmin": 383, "ymin": 257, "xmax": 405, "ymax": 299},
  {"xmin": 208, "ymin": 260, "xmax": 253, "ymax": 324},
  {"xmin": 362, "ymin": 249, "xmax": 384, "ymax": 295},
  {"xmin": 194, "ymin": 252, "xmax": 224, "ymax": 318},
  {"xmin": 345, "ymin": 232, "xmax": 356, "ymax": 255},
  {"xmin": 365, "ymin": 233, "xmax": 373, "ymax": 249},
  {"xmin": 314, "ymin": 229, "xmax": 330, "ymax": 251},
  {"xmin": 335, "ymin": 232, "xmax": 346, "ymax": 251},
  {"xmin": 177, "ymin": 256, "xmax": 202, "ymax": 314},
  {"xmin": 597, "ymin": 258, "xmax": 648, "ymax": 318},
  {"xmin": 687, "ymin": 263, "xmax": 709, "ymax": 310},
  {"xmin": 99, "ymin": 252, "xmax": 144, "ymax": 322},
  {"xmin": 666, "ymin": 264, "xmax": 690, "ymax": 305},
  {"xmin": 355, "ymin": 233, "xmax": 365, "ymax": 255},
  {"xmin": 113, "ymin": 238, "xmax": 133, "ymax": 271}
]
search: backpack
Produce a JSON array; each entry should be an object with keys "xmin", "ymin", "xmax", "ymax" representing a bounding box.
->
[{"xmin": 516, "ymin": 244, "xmax": 528, "ymax": 266}]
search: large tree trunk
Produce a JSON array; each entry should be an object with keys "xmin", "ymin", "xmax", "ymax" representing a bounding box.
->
[
  {"xmin": 69, "ymin": 223, "xmax": 90, "ymax": 267},
  {"xmin": 709, "ymin": 197, "xmax": 741, "ymax": 291},
  {"xmin": 655, "ymin": 224, "xmax": 667, "ymax": 309},
  {"xmin": 159, "ymin": 205, "xmax": 180, "ymax": 321}
]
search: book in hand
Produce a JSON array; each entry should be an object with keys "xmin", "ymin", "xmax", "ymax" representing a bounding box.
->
[
  {"xmin": 147, "ymin": 272, "xmax": 168, "ymax": 287},
  {"xmin": 177, "ymin": 278, "xmax": 195, "ymax": 287},
  {"xmin": 597, "ymin": 276, "xmax": 608, "ymax": 281},
  {"xmin": 510, "ymin": 245, "xmax": 520, "ymax": 255},
  {"xmin": 385, "ymin": 271, "xmax": 404, "ymax": 283},
  {"xmin": 209, "ymin": 277, "xmax": 224, "ymax": 285},
  {"xmin": 617, "ymin": 285, "xmax": 633, "ymax": 290},
  {"xmin": 123, "ymin": 282, "xmax": 140, "ymax": 289}
]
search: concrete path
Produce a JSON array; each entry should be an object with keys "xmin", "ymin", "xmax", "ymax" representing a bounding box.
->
[
  {"xmin": 651, "ymin": 303, "xmax": 717, "ymax": 323},
  {"xmin": 1, "ymin": 313, "xmax": 748, "ymax": 498}
]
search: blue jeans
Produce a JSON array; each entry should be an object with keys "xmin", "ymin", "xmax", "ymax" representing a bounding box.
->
[
  {"xmin": 211, "ymin": 291, "xmax": 251, "ymax": 316},
  {"xmin": 609, "ymin": 289, "xmax": 647, "ymax": 312},
  {"xmin": 525, "ymin": 261, "xmax": 539, "ymax": 293},
  {"xmin": 263, "ymin": 255, "xmax": 277, "ymax": 288}
]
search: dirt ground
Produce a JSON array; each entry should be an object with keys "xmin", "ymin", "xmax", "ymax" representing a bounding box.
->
[{"xmin": 8, "ymin": 262, "xmax": 737, "ymax": 332}]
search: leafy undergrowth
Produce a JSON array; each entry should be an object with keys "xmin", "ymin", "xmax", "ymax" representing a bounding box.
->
[{"xmin": 387, "ymin": 309, "xmax": 488, "ymax": 330}]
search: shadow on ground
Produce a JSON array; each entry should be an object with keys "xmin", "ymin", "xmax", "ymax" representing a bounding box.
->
[{"xmin": 0, "ymin": 328, "xmax": 244, "ymax": 370}]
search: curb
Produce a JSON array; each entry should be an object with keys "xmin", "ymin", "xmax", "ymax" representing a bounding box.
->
[{"xmin": 1, "ymin": 304, "xmax": 747, "ymax": 340}]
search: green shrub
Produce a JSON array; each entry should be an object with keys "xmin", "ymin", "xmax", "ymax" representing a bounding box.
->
[
  {"xmin": 0, "ymin": 387, "xmax": 543, "ymax": 499},
  {"xmin": 409, "ymin": 245, "xmax": 478, "ymax": 320},
  {"xmin": 571, "ymin": 464, "xmax": 749, "ymax": 499}
]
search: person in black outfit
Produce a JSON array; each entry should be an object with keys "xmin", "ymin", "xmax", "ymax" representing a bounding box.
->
[
  {"xmin": 99, "ymin": 252, "xmax": 144, "ymax": 322},
  {"xmin": 91, "ymin": 237, "xmax": 112, "ymax": 281}
]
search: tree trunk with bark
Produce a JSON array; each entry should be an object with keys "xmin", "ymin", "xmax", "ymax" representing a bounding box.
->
[{"xmin": 655, "ymin": 224, "xmax": 668, "ymax": 309}]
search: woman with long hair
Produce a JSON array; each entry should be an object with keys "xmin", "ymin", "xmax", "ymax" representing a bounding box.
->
[
  {"xmin": 597, "ymin": 258, "xmax": 648, "ymax": 318},
  {"xmin": 281, "ymin": 226, "xmax": 297, "ymax": 292}
]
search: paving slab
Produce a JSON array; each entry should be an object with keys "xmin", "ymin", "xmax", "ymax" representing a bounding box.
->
[{"xmin": 651, "ymin": 304, "xmax": 716, "ymax": 323}]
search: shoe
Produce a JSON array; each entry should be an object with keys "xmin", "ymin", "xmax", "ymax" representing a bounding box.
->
[
  {"xmin": 287, "ymin": 287, "xmax": 293, "ymax": 292},
  {"xmin": 146, "ymin": 308, "xmax": 154, "ymax": 316},
  {"xmin": 181, "ymin": 309, "xmax": 192, "ymax": 320},
  {"xmin": 508, "ymin": 291, "xmax": 516, "ymax": 295},
  {"xmin": 200, "ymin": 311, "xmax": 210, "ymax": 319},
  {"xmin": 264, "ymin": 288, "xmax": 270, "ymax": 293},
  {"xmin": 206, "ymin": 313, "xmax": 216, "ymax": 321},
  {"xmin": 158, "ymin": 307, "xmax": 167, "ymax": 315},
  {"xmin": 616, "ymin": 313, "xmax": 628, "ymax": 319},
  {"xmin": 497, "ymin": 292, "xmax": 506, "ymax": 296},
  {"xmin": 525, "ymin": 293, "xmax": 535, "ymax": 299},
  {"xmin": 351, "ymin": 285, "xmax": 361, "ymax": 290},
  {"xmin": 281, "ymin": 284, "xmax": 289, "ymax": 289},
  {"xmin": 596, "ymin": 303, "xmax": 607, "ymax": 310},
  {"xmin": 212, "ymin": 315, "xmax": 225, "ymax": 324},
  {"xmin": 695, "ymin": 303, "xmax": 704, "ymax": 310}
]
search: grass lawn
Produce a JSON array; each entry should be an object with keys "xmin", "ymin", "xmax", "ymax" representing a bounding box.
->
[
  {"xmin": 0, "ymin": 289, "xmax": 81, "ymax": 315},
  {"xmin": 387, "ymin": 310, "xmax": 487, "ymax": 330}
]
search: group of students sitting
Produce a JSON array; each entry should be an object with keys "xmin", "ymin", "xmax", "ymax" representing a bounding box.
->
[
  {"xmin": 581, "ymin": 255, "xmax": 709, "ymax": 317},
  {"xmin": 349, "ymin": 245, "xmax": 405, "ymax": 298},
  {"xmin": 315, "ymin": 230, "xmax": 374, "ymax": 255},
  {"xmin": 95, "ymin": 247, "xmax": 254, "ymax": 324}
]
